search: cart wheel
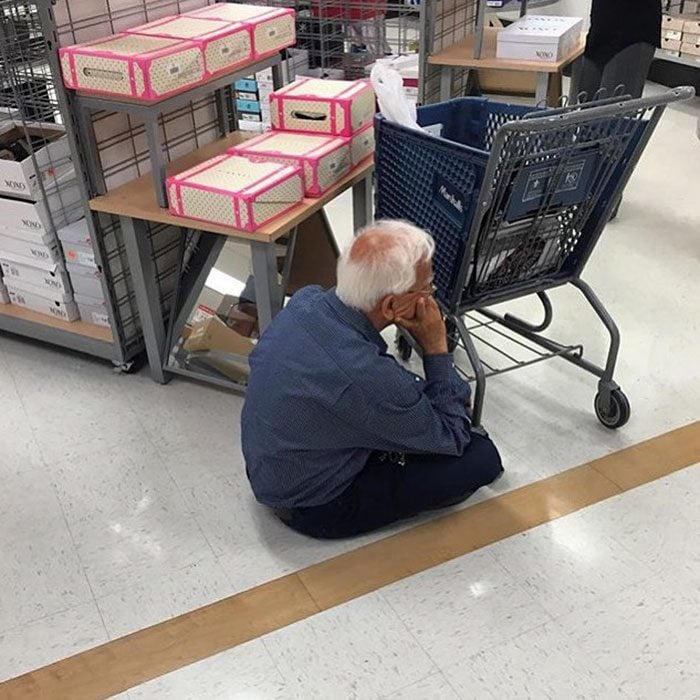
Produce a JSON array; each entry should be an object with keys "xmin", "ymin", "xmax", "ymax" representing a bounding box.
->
[
  {"xmin": 397, "ymin": 334, "xmax": 413, "ymax": 362},
  {"xmin": 594, "ymin": 389, "xmax": 630, "ymax": 429}
]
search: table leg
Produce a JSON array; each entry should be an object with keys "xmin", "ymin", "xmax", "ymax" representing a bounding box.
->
[
  {"xmin": 535, "ymin": 72, "xmax": 550, "ymax": 105},
  {"xmin": 251, "ymin": 241, "xmax": 283, "ymax": 332},
  {"xmin": 144, "ymin": 116, "xmax": 168, "ymax": 208},
  {"xmin": 352, "ymin": 173, "xmax": 373, "ymax": 231},
  {"xmin": 120, "ymin": 216, "xmax": 169, "ymax": 384},
  {"xmin": 439, "ymin": 66, "xmax": 452, "ymax": 102}
]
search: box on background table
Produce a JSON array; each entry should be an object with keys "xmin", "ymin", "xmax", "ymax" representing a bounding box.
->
[
  {"xmin": 167, "ymin": 153, "xmax": 303, "ymax": 231},
  {"xmin": 0, "ymin": 232, "xmax": 62, "ymax": 265},
  {"xmin": 0, "ymin": 123, "xmax": 73, "ymax": 200},
  {"xmin": 229, "ymin": 131, "xmax": 351, "ymax": 196},
  {"xmin": 6, "ymin": 286, "xmax": 79, "ymax": 321},
  {"xmin": 349, "ymin": 122, "xmax": 375, "ymax": 165},
  {"xmin": 59, "ymin": 33, "xmax": 205, "ymax": 100},
  {"xmin": 186, "ymin": 4, "xmax": 295, "ymax": 59},
  {"xmin": 496, "ymin": 15, "xmax": 584, "ymax": 62},
  {"xmin": 270, "ymin": 78, "xmax": 375, "ymax": 137},
  {"xmin": 0, "ymin": 253, "xmax": 71, "ymax": 295},
  {"xmin": 125, "ymin": 15, "xmax": 252, "ymax": 77}
]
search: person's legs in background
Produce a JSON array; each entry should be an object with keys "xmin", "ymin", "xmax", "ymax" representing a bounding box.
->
[
  {"xmin": 598, "ymin": 43, "xmax": 655, "ymax": 100},
  {"xmin": 571, "ymin": 55, "xmax": 604, "ymax": 102},
  {"xmin": 285, "ymin": 432, "xmax": 504, "ymax": 539}
]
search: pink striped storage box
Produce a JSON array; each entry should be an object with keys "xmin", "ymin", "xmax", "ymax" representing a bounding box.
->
[
  {"xmin": 167, "ymin": 154, "xmax": 303, "ymax": 232},
  {"xmin": 59, "ymin": 33, "xmax": 205, "ymax": 100},
  {"xmin": 349, "ymin": 122, "xmax": 375, "ymax": 165},
  {"xmin": 270, "ymin": 78, "xmax": 375, "ymax": 137},
  {"xmin": 125, "ymin": 15, "xmax": 252, "ymax": 77},
  {"xmin": 229, "ymin": 131, "xmax": 351, "ymax": 197},
  {"xmin": 186, "ymin": 4, "xmax": 295, "ymax": 59}
]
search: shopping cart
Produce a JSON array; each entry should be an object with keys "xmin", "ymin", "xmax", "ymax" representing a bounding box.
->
[{"xmin": 375, "ymin": 86, "xmax": 695, "ymax": 429}]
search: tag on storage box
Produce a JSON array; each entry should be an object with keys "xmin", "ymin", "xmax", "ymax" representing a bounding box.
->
[
  {"xmin": 167, "ymin": 154, "xmax": 303, "ymax": 231},
  {"xmin": 229, "ymin": 131, "xmax": 351, "ymax": 196},
  {"xmin": 59, "ymin": 33, "xmax": 205, "ymax": 100},
  {"xmin": 185, "ymin": 4, "xmax": 295, "ymax": 59},
  {"xmin": 270, "ymin": 78, "xmax": 375, "ymax": 137},
  {"xmin": 125, "ymin": 16, "xmax": 252, "ymax": 77}
]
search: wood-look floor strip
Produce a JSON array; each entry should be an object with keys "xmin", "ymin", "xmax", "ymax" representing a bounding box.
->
[{"xmin": 1, "ymin": 421, "xmax": 698, "ymax": 700}]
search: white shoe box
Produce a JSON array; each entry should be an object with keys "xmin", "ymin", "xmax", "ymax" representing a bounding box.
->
[
  {"xmin": 0, "ymin": 122, "xmax": 73, "ymax": 200},
  {"xmin": 75, "ymin": 294, "xmax": 111, "ymax": 327},
  {"xmin": 497, "ymin": 15, "xmax": 584, "ymax": 62},
  {"xmin": 0, "ymin": 170, "xmax": 83, "ymax": 239},
  {"xmin": 67, "ymin": 263, "xmax": 104, "ymax": 298},
  {"xmin": 6, "ymin": 286, "xmax": 79, "ymax": 321},
  {"xmin": 0, "ymin": 253, "xmax": 71, "ymax": 295},
  {"xmin": 6, "ymin": 275, "xmax": 74, "ymax": 304},
  {"xmin": 58, "ymin": 219, "xmax": 98, "ymax": 268},
  {"xmin": 0, "ymin": 232, "xmax": 62, "ymax": 265}
]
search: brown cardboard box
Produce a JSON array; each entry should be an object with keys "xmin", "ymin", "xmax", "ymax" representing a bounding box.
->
[
  {"xmin": 663, "ymin": 14, "xmax": 686, "ymax": 32},
  {"xmin": 681, "ymin": 41, "xmax": 700, "ymax": 56},
  {"xmin": 683, "ymin": 32, "xmax": 700, "ymax": 43},
  {"xmin": 661, "ymin": 37, "xmax": 682, "ymax": 51},
  {"xmin": 662, "ymin": 29, "xmax": 683, "ymax": 40},
  {"xmin": 682, "ymin": 14, "xmax": 700, "ymax": 33},
  {"xmin": 183, "ymin": 316, "xmax": 255, "ymax": 356}
]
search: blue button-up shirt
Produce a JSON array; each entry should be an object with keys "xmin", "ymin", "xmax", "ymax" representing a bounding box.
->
[{"xmin": 241, "ymin": 286, "xmax": 472, "ymax": 508}]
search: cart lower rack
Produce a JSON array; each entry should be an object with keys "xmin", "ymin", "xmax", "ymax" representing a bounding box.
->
[{"xmin": 375, "ymin": 87, "xmax": 695, "ymax": 428}]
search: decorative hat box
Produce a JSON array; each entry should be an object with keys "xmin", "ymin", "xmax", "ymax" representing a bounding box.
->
[
  {"xmin": 270, "ymin": 78, "xmax": 375, "ymax": 137},
  {"xmin": 125, "ymin": 15, "xmax": 252, "ymax": 77},
  {"xmin": 229, "ymin": 131, "xmax": 351, "ymax": 196},
  {"xmin": 186, "ymin": 4, "xmax": 295, "ymax": 59},
  {"xmin": 59, "ymin": 33, "xmax": 205, "ymax": 100},
  {"xmin": 167, "ymin": 154, "xmax": 303, "ymax": 231}
]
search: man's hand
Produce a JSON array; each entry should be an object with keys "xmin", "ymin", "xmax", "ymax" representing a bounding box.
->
[{"xmin": 396, "ymin": 296, "xmax": 449, "ymax": 355}]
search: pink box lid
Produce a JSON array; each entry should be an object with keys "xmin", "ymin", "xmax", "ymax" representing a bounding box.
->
[
  {"xmin": 271, "ymin": 77, "xmax": 372, "ymax": 101},
  {"xmin": 60, "ymin": 32, "xmax": 197, "ymax": 61},
  {"xmin": 125, "ymin": 15, "xmax": 247, "ymax": 41},
  {"xmin": 186, "ymin": 4, "xmax": 294, "ymax": 24},
  {"xmin": 229, "ymin": 131, "xmax": 347, "ymax": 159}
]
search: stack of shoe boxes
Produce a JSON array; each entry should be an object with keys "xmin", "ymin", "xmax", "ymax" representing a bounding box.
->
[
  {"xmin": 235, "ymin": 48, "xmax": 310, "ymax": 133},
  {"xmin": 661, "ymin": 5, "xmax": 700, "ymax": 59},
  {"xmin": 0, "ymin": 122, "xmax": 83, "ymax": 322},
  {"xmin": 58, "ymin": 219, "xmax": 112, "ymax": 328},
  {"xmin": 681, "ymin": 13, "xmax": 700, "ymax": 64}
]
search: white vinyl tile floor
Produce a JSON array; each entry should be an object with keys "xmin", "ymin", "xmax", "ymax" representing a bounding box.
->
[
  {"xmin": 117, "ymin": 462, "xmax": 700, "ymax": 699},
  {"xmin": 0, "ymin": 83, "xmax": 699, "ymax": 686}
]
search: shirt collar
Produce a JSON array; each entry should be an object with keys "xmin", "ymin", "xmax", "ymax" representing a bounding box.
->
[{"xmin": 326, "ymin": 289, "xmax": 388, "ymax": 353}]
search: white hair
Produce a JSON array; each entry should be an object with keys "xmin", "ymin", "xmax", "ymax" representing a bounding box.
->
[{"xmin": 336, "ymin": 220, "xmax": 435, "ymax": 312}]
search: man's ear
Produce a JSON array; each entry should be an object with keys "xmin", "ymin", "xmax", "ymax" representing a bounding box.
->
[{"xmin": 380, "ymin": 294, "xmax": 397, "ymax": 321}]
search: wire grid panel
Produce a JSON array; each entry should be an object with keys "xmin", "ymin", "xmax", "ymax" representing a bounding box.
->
[
  {"xmin": 421, "ymin": 0, "xmax": 478, "ymax": 104},
  {"xmin": 465, "ymin": 107, "xmax": 653, "ymax": 305},
  {"xmin": 49, "ymin": 0, "xmax": 221, "ymax": 358},
  {"xmin": 237, "ymin": 0, "xmax": 420, "ymax": 79}
]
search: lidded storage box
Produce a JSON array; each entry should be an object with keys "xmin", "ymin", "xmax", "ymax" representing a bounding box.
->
[
  {"xmin": 270, "ymin": 78, "xmax": 375, "ymax": 137},
  {"xmin": 186, "ymin": 4, "xmax": 295, "ymax": 59},
  {"xmin": 59, "ymin": 33, "xmax": 205, "ymax": 100},
  {"xmin": 166, "ymin": 154, "xmax": 303, "ymax": 231},
  {"xmin": 229, "ymin": 131, "xmax": 351, "ymax": 196},
  {"xmin": 496, "ymin": 15, "xmax": 583, "ymax": 62},
  {"xmin": 125, "ymin": 15, "xmax": 253, "ymax": 77},
  {"xmin": 349, "ymin": 122, "xmax": 375, "ymax": 165}
]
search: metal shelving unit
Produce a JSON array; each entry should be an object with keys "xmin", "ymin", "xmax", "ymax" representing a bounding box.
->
[{"xmin": 0, "ymin": 0, "xmax": 294, "ymax": 369}]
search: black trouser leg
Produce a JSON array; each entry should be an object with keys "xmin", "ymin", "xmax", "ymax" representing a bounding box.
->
[{"xmin": 285, "ymin": 433, "xmax": 503, "ymax": 539}]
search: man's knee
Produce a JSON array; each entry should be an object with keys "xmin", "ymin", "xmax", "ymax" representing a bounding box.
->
[{"xmin": 461, "ymin": 433, "xmax": 503, "ymax": 487}]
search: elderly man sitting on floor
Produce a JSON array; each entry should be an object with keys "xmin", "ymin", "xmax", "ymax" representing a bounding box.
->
[{"xmin": 241, "ymin": 220, "xmax": 503, "ymax": 539}]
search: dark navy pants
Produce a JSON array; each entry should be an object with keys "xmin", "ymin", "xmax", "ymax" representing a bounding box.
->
[{"xmin": 280, "ymin": 432, "xmax": 503, "ymax": 539}]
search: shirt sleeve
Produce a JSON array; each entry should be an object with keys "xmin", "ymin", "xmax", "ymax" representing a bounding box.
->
[{"xmin": 330, "ymin": 353, "xmax": 472, "ymax": 457}]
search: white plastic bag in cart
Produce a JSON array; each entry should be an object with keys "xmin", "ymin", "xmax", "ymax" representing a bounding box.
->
[{"xmin": 370, "ymin": 62, "xmax": 421, "ymax": 131}]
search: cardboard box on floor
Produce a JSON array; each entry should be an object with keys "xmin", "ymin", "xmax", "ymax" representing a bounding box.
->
[{"xmin": 184, "ymin": 315, "xmax": 255, "ymax": 356}]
